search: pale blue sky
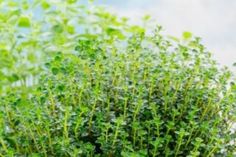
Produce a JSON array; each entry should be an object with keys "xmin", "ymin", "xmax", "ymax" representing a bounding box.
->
[{"xmin": 93, "ymin": 0, "xmax": 236, "ymax": 69}]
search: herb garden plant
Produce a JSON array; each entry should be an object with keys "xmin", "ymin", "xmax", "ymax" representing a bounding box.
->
[{"xmin": 0, "ymin": 0, "xmax": 235, "ymax": 156}]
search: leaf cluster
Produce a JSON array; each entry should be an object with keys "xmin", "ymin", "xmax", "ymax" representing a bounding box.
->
[{"xmin": 0, "ymin": 0, "xmax": 235, "ymax": 157}]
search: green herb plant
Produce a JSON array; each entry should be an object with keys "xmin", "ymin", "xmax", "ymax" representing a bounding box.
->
[{"xmin": 0, "ymin": 0, "xmax": 235, "ymax": 156}]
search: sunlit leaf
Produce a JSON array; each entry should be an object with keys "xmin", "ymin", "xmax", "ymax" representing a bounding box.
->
[
  {"xmin": 182, "ymin": 31, "xmax": 192, "ymax": 40},
  {"xmin": 18, "ymin": 16, "xmax": 31, "ymax": 27}
]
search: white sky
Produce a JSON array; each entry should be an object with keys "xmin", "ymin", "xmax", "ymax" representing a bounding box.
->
[{"xmin": 96, "ymin": 0, "xmax": 236, "ymax": 69}]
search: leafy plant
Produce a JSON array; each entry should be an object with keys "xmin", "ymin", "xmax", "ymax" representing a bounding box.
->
[{"xmin": 0, "ymin": 0, "xmax": 235, "ymax": 156}]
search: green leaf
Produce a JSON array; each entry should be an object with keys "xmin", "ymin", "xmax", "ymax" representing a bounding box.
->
[
  {"xmin": 8, "ymin": 74, "xmax": 20, "ymax": 82},
  {"xmin": 41, "ymin": 1, "xmax": 50, "ymax": 10},
  {"xmin": 27, "ymin": 53, "xmax": 37, "ymax": 63},
  {"xmin": 57, "ymin": 84, "xmax": 65, "ymax": 91},
  {"xmin": 18, "ymin": 16, "xmax": 31, "ymax": 27},
  {"xmin": 129, "ymin": 25, "xmax": 145, "ymax": 34},
  {"xmin": 51, "ymin": 67, "xmax": 59, "ymax": 75},
  {"xmin": 22, "ymin": 2, "xmax": 29, "ymax": 10},
  {"xmin": 182, "ymin": 31, "xmax": 192, "ymax": 39},
  {"xmin": 67, "ymin": 0, "xmax": 77, "ymax": 4},
  {"xmin": 142, "ymin": 15, "xmax": 151, "ymax": 21},
  {"xmin": 52, "ymin": 24, "xmax": 64, "ymax": 33},
  {"xmin": 106, "ymin": 27, "xmax": 125, "ymax": 39},
  {"xmin": 66, "ymin": 25, "xmax": 75, "ymax": 34}
]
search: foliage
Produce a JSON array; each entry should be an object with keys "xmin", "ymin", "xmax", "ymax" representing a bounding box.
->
[{"xmin": 0, "ymin": 0, "xmax": 235, "ymax": 156}]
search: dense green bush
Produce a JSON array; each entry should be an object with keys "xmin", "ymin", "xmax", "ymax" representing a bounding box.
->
[{"xmin": 0, "ymin": 0, "xmax": 235, "ymax": 156}]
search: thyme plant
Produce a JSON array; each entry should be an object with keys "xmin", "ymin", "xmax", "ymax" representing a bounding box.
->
[{"xmin": 0, "ymin": 0, "xmax": 235, "ymax": 156}]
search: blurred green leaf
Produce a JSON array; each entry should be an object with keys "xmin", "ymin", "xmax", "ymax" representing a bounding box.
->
[
  {"xmin": 182, "ymin": 31, "xmax": 192, "ymax": 39},
  {"xmin": 18, "ymin": 16, "xmax": 31, "ymax": 27}
]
